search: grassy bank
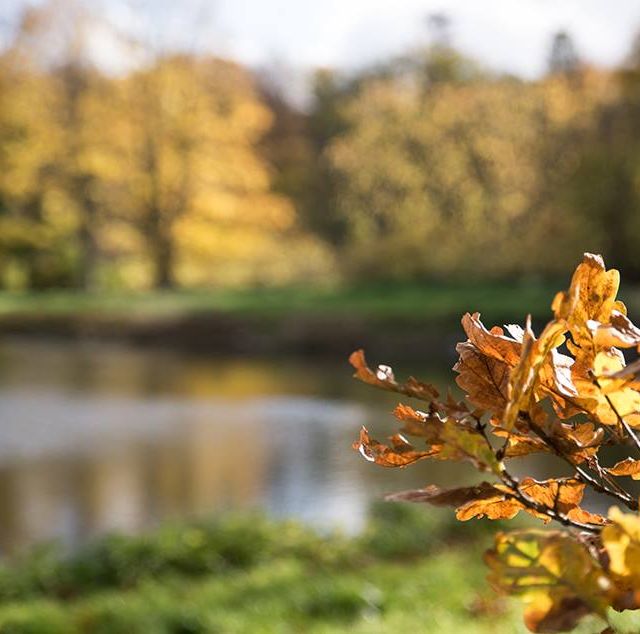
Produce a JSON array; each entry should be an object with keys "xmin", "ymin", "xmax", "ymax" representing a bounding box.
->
[
  {"xmin": 1, "ymin": 281, "xmax": 640, "ymax": 360},
  {"xmin": 0, "ymin": 504, "xmax": 636, "ymax": 633},
  {"xmin": 0, "ymin": 281, "xmax": 569, "ymax": 322}
]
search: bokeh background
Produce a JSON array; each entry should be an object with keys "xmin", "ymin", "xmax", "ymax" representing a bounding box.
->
[{"xmin": 0, "ymin": 1, "xmax": 638, "ymax": 632}]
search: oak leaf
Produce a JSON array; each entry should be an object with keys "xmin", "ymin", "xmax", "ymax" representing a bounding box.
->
[
  {"xmin": 349, "ymin": 349, "xmax": 439, "ymax": 401},
  {"xmin": 352, "ymin": 426, "xmax": 439, "ymax": 467},
  {"xmin": 552, "ymin": 253, "xmax": 626, "ymax": 364},
  {"xmin": 386, "ymin": 482, "xmax": 523, "ymax": 521},
  {"xmin": 485, "ymin": 530, "xmax": 611, "ymax": 632},
  {"xmin": 386, "ymin": 478, "xmax": 606, "ymax": 526},
  {"xmin": 502, "ymin": 318, "xmax": 567, "ymax": 431},
  {"xmin": 454, "ymin": 341, "xmax": 511, "ymax": 413},
  {"xmin": 602, "ymin": 507, "xmax": 640, "ymax": 588},
  {"xmin": 605, "ymin": 458, "xmax": 640, "ymax": 480}
]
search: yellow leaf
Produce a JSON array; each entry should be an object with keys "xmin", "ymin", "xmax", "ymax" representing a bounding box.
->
[
  {"xmin": 486, "ymin": 530, "xmax": 611, "ymax": 632},
  {"xmin": 602, "ymin": 507, "xmax": 640, "ymax": 587}
]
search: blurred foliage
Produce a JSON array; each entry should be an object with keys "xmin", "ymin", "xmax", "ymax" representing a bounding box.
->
[
  {"xmin": 0, "ymin": 508, "xmax": 538, "ymax": 633},
  {"xmin": 1, "ymin": 3, "xmax": 640, "ymax": 291},
  {"xmin": 327, "ymin": 69, "xmax": 615, "ymax": 279},
  {"xmin": 0, "ymin": 509, "xmax": 635, "ymax": 633},
  {"xmin": 0, "ymin": 0, "xmax": 334, "ymax": 291}
]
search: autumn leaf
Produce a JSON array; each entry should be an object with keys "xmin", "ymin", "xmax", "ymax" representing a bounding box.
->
[
  {"xmin": 602, "ymin": 507, "xmax": 640, "ymax": 588},
  {"xmin": 502, "ymin": 317, "xmax": 567, "ymax": 431},
  {"xmin": 387, "ymin": 482, "xmax": 524, "ymax": 521},
  {"xmin": 550, "ymin": 421, "xmax": 604, "ymax": 463},
  {"xmin": 456, "ymin": 313, "xmax": 574, "ymax": 430},
  {"xmin": 605, "ymin": 458, "xmax": 640, "ymax": 480},
  {"xmin": 485, "ymin": 530, "xmax": 611, "ymax": 632},
  {"xmin": 552, "ymin": 253, "xmax": 626, "ymax": 355},
  {"xmin": 437, "ymin": 419, "xmax": 500, "ymax": 473},
  {"xmin": 491, "ymin": 427, "xmax": 550, "ymax": 458},
  {"xmin": 355, "ymin": 406, "xmax": 499, "ymax": 472},
  {"xmin": 461, "ymin": 312, "xmax": 522, "ymax": 366},
  {"xmin": 454, "ymin": 341, "xmax": 511, "ymax": 414},
  {"xmin": 352, "ymin": 426, "xmax": 439, "ymax": 467},
  {"xmin": 586, "ymin": 351, "xmax": 640, "ymax": 428},
  {"xmin": 590, "ymin": 310, "xmax": 640, "ymax": 350},
  {"xmin": 392, "ymin": 403, "xmax": 445, "ymax": 443},
  {"xmin": 349, "ymin": 349, "xmax": 439, "ymax": 401},
  {"xmin": 386, "ymin": 478, "xmax": 606, "ymax": 526}
]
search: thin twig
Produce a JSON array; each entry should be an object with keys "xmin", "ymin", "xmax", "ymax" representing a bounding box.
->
[
  {"xmin": 593, "ymin": 376, "xmax": 640, "ymax": 457},
  {"xmin": 523, "ymin": 413, "xmax": 638, "ymax": 510},
  {"xmin": 471, "ymin": 416, "xmax": 602, "ymax": 533}
]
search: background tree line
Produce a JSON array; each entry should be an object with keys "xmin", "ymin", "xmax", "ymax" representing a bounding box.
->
[{"xmin": 2, "ymin": 2, "xmax": 640, "ymax": 290}]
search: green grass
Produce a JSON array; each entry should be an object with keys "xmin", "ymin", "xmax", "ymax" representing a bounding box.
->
[
  {"xmin": 2, "ymin": 280, "xmax": 639, "ymax": 329},
  {"xmin": 0, "ymin": 504, "xmax": 636, "ymax": 633},
  {"xmin": 0, "ymin": 281, "xmax": 576, "ymax": 322}
]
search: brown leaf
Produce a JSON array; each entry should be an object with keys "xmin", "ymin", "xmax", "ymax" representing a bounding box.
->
[
  {"xmin": 386, "ymin": 482, "xmax": 523, "ymax": 521},
  {"xmin": 606, "ymin": 458, "xmax": 640, "ymax": 480},
  {"xmin": 349, "ymin": 349, "xmax": 439, "ymax": 401},
  {"xmin": 518, "ymin": 477, "xmax": 584, "ymax": 510},
  {"xmin": 386, "ymin": 482, "xmax": 502, "ymax": 507},
  {"xmin": 461, "ymin": 312, "xmax": 522, "ymax": 365},
  {"xmin": 437, "ymin": 419, "xmax": 500, "ymax": 473},
  {"xmin": 352, "ymin": 426, "xmax": 438, "ymax": 468},
  {"xmin": 602, "ymin": 506, "xmax": 640, "ymax": 588},
  {"xmin": 454, "ymin": 341, "xmax": 511, "ymax": 414},
  {"xmin": 491, "ymin": 427, "xmax": 550, "ymax": 458},
  {"xmin": 387, "ymin": 478, "xmax": 606, "ymax": 525},
  {"xmin": 392, "ymin": 403, "xmax": 443, "ymax": 443},
  {"xmin": 549, "ymin": 421, "xmax": 604, "ymax": 463}
]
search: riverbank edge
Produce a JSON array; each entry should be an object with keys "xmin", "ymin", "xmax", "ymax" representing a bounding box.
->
[{"xmin": 0, "ymin": 309, "xmax": 545, "ymax": 362}]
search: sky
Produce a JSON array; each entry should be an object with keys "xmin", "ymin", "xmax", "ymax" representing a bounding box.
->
[
  {"xmin": 211, "ymin": 0, "xmax": 640, "ymax": 78},
  {"xmin": 3, "ymin": 1, "xmax": 640, "ymax": 82}
]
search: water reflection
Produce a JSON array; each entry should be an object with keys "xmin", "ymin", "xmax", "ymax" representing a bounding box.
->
[{"xmin": 0, "ymin": 338, "xmax": 459, "ymax": 554}]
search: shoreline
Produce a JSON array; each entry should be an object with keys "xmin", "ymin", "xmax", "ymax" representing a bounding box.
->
[{"xmin": 0, "ymin": 311, "xmax": 464, "ymax": 362}]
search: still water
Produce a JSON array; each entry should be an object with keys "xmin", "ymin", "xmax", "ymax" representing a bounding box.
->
[{"xmin": 0, "ymin": 338, "xmax": 468, "ymax": 555}]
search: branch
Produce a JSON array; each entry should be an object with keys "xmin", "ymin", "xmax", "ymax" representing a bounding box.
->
[
  {"xmin": 472, "ymin": 416, "xmax": 602, "ymax": 533},
  {"xmin": 499, "ymin": 468, "xmax": 601, "ymax": 534},
  {"xmin": 523, "ymin": 413, "xmax": 638, "ymax": 511}
]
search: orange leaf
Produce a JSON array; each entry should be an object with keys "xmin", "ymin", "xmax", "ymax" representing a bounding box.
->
[
  {"xmin": 352, "ymin": 426, "xmax": 438, "ymax": 468},
  {"xmin": 349, "ymin": 349, "xmax": 439, "ymax": 401},
  {"xmin": 606, "ymin": 458, "xmax": 640, "ymax": 480}
]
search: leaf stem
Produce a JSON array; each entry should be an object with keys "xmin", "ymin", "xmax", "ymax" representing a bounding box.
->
[{"xmin": 524, "ymin": 413, "xmax": 638, "ymax": 511}]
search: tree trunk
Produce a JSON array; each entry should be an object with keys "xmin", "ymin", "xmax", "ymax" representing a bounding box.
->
[
  {"xmin": 75, "ymin": 174, "xmax": 99, "ymax": 291},
  {"xmin": 149, "ymin": 210, "xmax": 175, "ymax": 290}
]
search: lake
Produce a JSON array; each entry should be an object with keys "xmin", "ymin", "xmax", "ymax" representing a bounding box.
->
[{"xmin": 0, "ymin": 337, "xmax": 480, "ymax": 555}]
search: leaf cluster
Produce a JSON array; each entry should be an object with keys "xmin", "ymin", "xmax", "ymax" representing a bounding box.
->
[{"xmin": 350, "ymin": 253, "xmax": 640, "ymax": 632}]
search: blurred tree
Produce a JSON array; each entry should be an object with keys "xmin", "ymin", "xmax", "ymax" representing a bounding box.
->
[
  {"xmin": 0, "ymin": 0, "xmax": 123, "ymax": 289},
  {"xmin": 116, "ymin": 54, "xmax": 331, "ymax": 288},
  {"xmin": 548, "ymin": 31, "xmax": 581, "ymax": 76},
  {"xmin": 328, "ymin": 68, "xmax": 611, "ymax": 280},
  {"xmin": 563, "ymin": 38, "xmax": 640, "ymax": 279}
]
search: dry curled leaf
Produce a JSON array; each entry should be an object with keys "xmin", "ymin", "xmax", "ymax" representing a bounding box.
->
[
  {"xmin": 352, "ymin": 426, "xmax": 439, "ymax": 467},
  {"xmin": 386, "ymin": 478, "xmax": 606, "ymax": 526},
  {"xmin": 349, "ymin": 349, "xmax": 439, "ymax": 401},
  {"xmin": 605, "ymin": 458, "xmax": 640, "ymax": 480},
  {"xmin": 454, "ymin": 340, "xmax": 511, "ymax": 414}
]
